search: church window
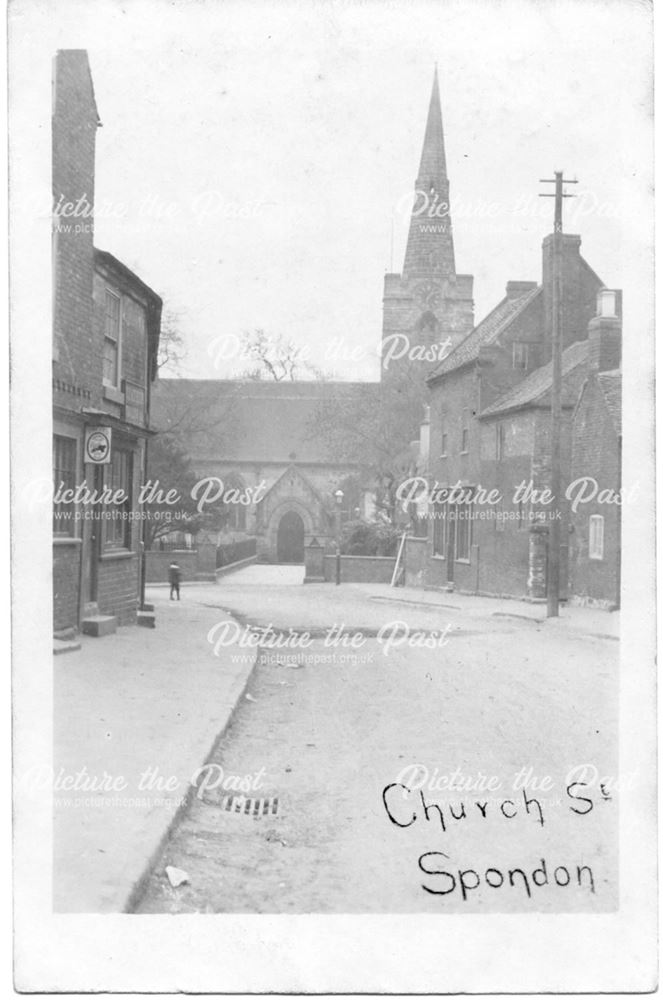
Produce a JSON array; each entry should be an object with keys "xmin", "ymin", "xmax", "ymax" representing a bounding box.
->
[
  {"xmin": 417, "ymin": 311, "xmax": 439, "ymax": 334},
  {"xmin": 224, "ymin": 473, "xmax": 247, "ymax": 532},
  {"xmin": 229, "ymin": 503, "xmax": 247, "ymax": 532}
]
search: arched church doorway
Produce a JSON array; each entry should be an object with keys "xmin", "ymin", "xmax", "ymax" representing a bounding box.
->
[{"xmin": 276, "ymin": 510, "xmax": 305, "ymax": 564}]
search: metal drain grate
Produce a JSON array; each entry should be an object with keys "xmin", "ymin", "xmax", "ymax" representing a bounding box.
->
[{"xmin": 220, "ymin": 794, "xmax": 279, "ymax": 817}]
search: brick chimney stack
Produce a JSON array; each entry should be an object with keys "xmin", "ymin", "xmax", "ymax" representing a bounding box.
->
[
  {"xmin": 541, "ymin": 232, "xmax": 583, "ymax": 358},
  {"xmin": 588, "ymin": 288, "xmax": 622, "ymax": 373},
  {"xmin": 52, "ymin": 50, "xmax": 100, "ymax": 371}
]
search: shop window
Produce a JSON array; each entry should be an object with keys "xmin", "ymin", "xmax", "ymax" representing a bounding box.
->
[
  {"xmin": 105, "ymin": 447, "xmax": 133, "ymax": 549},
  {"xmin": 53, "ymin": 434, "xmax": 77, "ymax": 536},
  {"xmin": 589, "ymin": 514, "xmax": 604, "ymax": 560}
]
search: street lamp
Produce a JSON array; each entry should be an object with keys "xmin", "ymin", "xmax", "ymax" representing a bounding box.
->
[{"xmin": 334, "ymin": 489, "xmax": 344, "ymax": 586}]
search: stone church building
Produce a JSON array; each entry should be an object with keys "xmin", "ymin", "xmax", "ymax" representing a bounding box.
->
[
  {"xmin": 151, "ymin": 378, "xmax": 378, "ymax": 563},
  {"xmin": 153, "ymin": 69, "xmax": 474, "ymax": 563}
]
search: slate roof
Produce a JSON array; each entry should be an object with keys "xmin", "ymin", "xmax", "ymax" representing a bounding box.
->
[
  {"xmin": 428, "ymin": 285, "xmax": 542, "ymax": 381},
  {"xmin": 596, "ymin": 370, "xmax": 622, "ymax": 436},
  {"xmin": 480, "ymin": 339, "xmax": 589, "ymax": 418},
  {"xmin": 151, "ymin": 378, "xmax": 380, "ymax": 466}
]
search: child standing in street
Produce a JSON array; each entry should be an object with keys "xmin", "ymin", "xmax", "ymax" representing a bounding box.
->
[{"xmin": 168, "ymin": 561, "xmax": 181, "ymax": 600}]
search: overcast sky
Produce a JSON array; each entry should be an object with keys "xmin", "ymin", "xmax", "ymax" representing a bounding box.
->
[{"xmin": 16, "ymin": 0, "xmax": 653, "ymax": 379}]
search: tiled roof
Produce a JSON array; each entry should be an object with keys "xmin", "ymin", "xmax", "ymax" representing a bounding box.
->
[
  {"xmin": 428, "ymin": 285, "xmax": 542, "ymax": 381},
  {"xmin": 597, "ymin": 370, "xmax": 622, "ymax": 436},
  {"xmin": 151, "ymin": 378, "xmax": 380, "ymax": 465},
  {"xmin": 480, "ymin": 339, "xmax": 589, "ymax": 418}
]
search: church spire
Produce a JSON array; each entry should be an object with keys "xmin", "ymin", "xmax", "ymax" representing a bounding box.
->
[
  {"xmin": 402, "ymin": 67, "xmax": 456, "ymax": 285},
  {"xmin": 417, "ymin": 65, "xmax": 447, "ymax": 182}
]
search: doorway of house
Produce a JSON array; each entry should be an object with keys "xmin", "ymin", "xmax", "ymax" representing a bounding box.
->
[
  {"xmin": 81, "ymin": 463, "xmax": 102, "ymax": 613},
  {"xmin": 446, "ymin": 504, "xmax": 456, "ymax": 584},
  {"xmin": 276, "ymin": 510, "xmax": 305, "ymax": 564}
]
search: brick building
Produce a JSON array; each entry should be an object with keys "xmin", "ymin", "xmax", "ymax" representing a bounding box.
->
[
  {"xmin": 568, "ymin": 290, "xmax": 622, "ymax": 608},
  {"xmin": 53, "ymin": 50, "xmax": 162, "ymax": 633},
  {"xmin": 414, "ymin": 233, "xmax": 620, "ymax": 601}
]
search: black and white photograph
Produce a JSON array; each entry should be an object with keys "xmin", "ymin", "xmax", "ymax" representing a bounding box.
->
[{"xmin": 10, "ymin": 0, "xmax": 656, "ymax": 992}]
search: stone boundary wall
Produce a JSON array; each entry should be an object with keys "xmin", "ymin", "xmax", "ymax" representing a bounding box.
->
[{"xmin": 323, "ymin": 554, "xmax": 396, "ymax": 584}]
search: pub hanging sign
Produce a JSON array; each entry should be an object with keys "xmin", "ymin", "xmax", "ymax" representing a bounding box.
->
[{"xmin": 84, "ymin": 426, "xmax": 112, "ymax": 464}]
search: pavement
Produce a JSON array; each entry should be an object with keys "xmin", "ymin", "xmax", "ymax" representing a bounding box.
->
[
  {"xmin": 201, "ymin": 563, "xmax": 619, "ymax": 641},
  {"xmin": 51, "ymin": 589, "xmax": 258, "ymax": 912},
  {"xmin": 357, "ymin": 582, "xmax": 620, "ymax": 640},
  {"xmin": 50, "ymin": 563, "xmax": 619, "ymax": 913}
]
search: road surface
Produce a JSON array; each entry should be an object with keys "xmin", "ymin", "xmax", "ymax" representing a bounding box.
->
[{"xmin": 134, "ymin": 568, "xmax": 618, "ymax": 913}]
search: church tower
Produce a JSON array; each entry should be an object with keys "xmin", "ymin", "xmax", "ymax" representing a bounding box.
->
[{"xmin": 382, "ymin": 69, "xmax": 474, "ymax": 374}]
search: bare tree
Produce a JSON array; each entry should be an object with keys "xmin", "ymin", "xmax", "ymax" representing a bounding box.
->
[
  {"xmin": 239, "ymin": 329, "xmax": 328, "ymax": 381},
  {"xmin": 146, "ymin": 379, "xmax": 242, "ymax": 546},
  {"xmin": 149, "ymin": 378, "xmax": 243, "ymax": 460},
  {"xmin": 157, "ymin": 309, "xmax": 187, "ymax": 374},
  {"xmin": 307, "ymin": 367, "xmax": 429, "ymax": 525}
]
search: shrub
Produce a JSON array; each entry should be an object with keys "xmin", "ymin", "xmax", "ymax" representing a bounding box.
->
[{"xmin": 340, "ymin": 519, "xmax": 400, "ymax": 557}]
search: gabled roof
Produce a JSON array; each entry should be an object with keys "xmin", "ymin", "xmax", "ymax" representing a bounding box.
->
[
  {"xmin": 94, "ymin": 249, "xmax": 162, "ymax": 307},
  {"xmin": 597, "ymin": 370, "xmax": 622, "ymax": 436},
  {"xmin": 428, "ymin": 285, "xmax": 541, "ymax": 382},
  {"xmin": 94, "ymin": 248, "xmax": 163, "ymax": 381},
  {"xmin": 480, "ymin": 339, "xmax": 589, "ymax": 418},
  {"xmin": 152, "ymin": 378, "xmax": 379, "ymax": 465},
  {"xmin": 261, "ymin": 463, "xmax": 327, "ymax": 507}
]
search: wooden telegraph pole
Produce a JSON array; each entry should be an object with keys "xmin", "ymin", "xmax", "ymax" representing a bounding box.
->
[{"xmin": 539, "ymin": 171, "xmax": 577, "ymax": 617}]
